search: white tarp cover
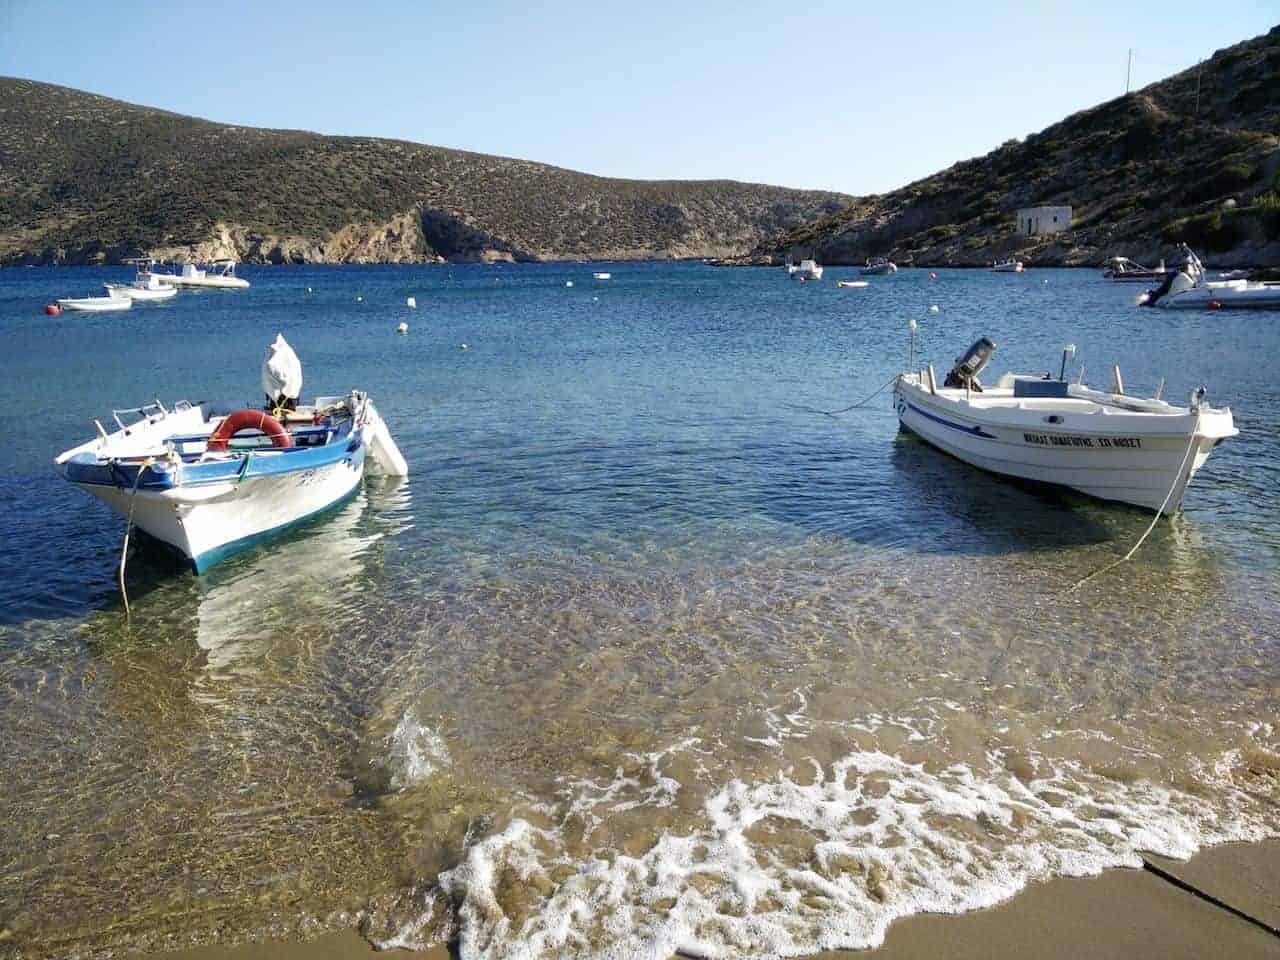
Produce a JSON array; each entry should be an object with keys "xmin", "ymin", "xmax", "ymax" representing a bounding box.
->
[{"xmin": 261, "ymin": 333, "xmax": 303, "ymax": 403}]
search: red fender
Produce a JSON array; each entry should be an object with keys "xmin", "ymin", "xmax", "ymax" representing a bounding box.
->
[{"xmin": 206, "ymin": 410, "xmax": 294, "ymax": 452}]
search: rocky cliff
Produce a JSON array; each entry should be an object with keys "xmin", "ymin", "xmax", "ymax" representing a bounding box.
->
[
  {"xmin": 759, "ymin": 25, "xmax": 1280, "ymax": 268},
  {"xmin": 0, "ymin": 80, "xmax": 851, "ymax": 266}
]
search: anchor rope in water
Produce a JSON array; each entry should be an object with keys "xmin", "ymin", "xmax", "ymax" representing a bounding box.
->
[
  {"xmin": 118, "ymin": 457, "xmax": 155, "ymax": 622},
  {"xmin": 1060, "ymin": 414, "xmax": 1201, "ymax": 597},
  {"xmin": 789, "ymin": 373, "xmax": 901, "ymax": 418}
]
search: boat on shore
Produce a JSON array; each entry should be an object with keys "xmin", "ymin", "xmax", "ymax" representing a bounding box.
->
[
  {"xmin": 990, "ymin": 258, "xmax": 1023, "ymax": 273},
  {"xmin": 1102, "ymin": 256, "xmax": 1167, "ymax": 282},
  {"xmin": 787, "ymin": 258, "xmax": 823, "ymax": 281},
  {"xmin": 1140, "ymin": 245, "xmax": 1280, "ymax": 310},
  {"xmin": 56, "ymin": 291, "xmax": 133, "ymax": 312},
  {"xmin": 55, "ymin": 335, "xmax": 406, "ymax": 572},
  {"xmin": 894, "ymin": 337, "xmax": 1236, "ymax": 512},
  {"xmin": 861, "ymin": 257, "xmax": 897, "ymax": 276},
  {"xmin": 155, "ymin": 259, "xmax": 250, "ymax": 289}
]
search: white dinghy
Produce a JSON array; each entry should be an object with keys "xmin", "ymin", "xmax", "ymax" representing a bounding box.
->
[
  {"xmin": 1140, "ymin": 245, "xmax": 1280, "ymax": 310},
  {"xmin": 861, "ymin": 257, "xmax": 897, "ymax": 275},
  {"xmin": 990, "ymin": 258, "xmax": 1023, "ymax": 273},
  {"xmin": 55, "ymin": 334, "xmax": 407, "ymax": 573},
  {"xmin": 155, "ymin": 259, "xmax": 250, "ymax": 289},
  {"xmin": 56, "ymin": 290, "xmax": 134, "ymax": 312},
  {"xmin": 894, "ymin": 337, "xmax": 1236, "ymax": 512}
]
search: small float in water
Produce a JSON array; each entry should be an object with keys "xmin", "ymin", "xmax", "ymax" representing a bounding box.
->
[
  {"xmin": 861, "ymin": 257, "xmax": 897, "ymax": 275},
  {"xmin": 787, "ymin": 258, "xmax": 823, "ymax": 281},
  {"xmin": 836, "ymin": 280, "xmax": 868, "ymax": 288},
  {"xmin": 893, "ymin": 336, "xmax": 1236, "ymax": 512},
  {"xmin": 55, "ymin": 334, "xmax": 407, "ymax": 573},
  {"xmin": 990, "ymin": 258, "xmax": 1023, "ymax": 273},
  {"xmin": 592, "ymin": 272, "xmax": 612, "ymax": 280},
  {"xmin": 1140, "ymin": 245, "xmax": 1280, "ymax": 310}
]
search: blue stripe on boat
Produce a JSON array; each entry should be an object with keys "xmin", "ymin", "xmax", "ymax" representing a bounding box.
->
[{"xmin": 904, "ymin": 400, "xmax": 998, "ymax": 439}]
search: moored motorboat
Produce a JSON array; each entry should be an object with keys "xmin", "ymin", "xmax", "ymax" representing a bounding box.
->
[
  {"xmin": 1102, "ymin": 256, "xmax": 1167, "ymax": 282},
  {"xmin": 893, "ymin": 337, "xmax": 1236, "ymax": 512},
  {"xmin": 105, "ymin": 260, "xmax": 178, "ymax": 301},
  {"xmin": 1140, "ymin": 245, "xmax": 1280, "ymax": 310},
  {"xmin": 593, "ymin": 272, "xmax": 612, "ymax": 280},
  {"xmin": 990, "ymin": 258, "xmax": 1023, "ymax": 273},
  {"xmin": 55, "ymin": 335, "xmax": 407, "ymax": 573},
  {"xmin": 155, "ymin": 259, "xmax": 250, "ymax": 289},
  {"xmin": 836, "ymin": 280, "xmax": 868, "ymax": 288},
  {"xmin": 56, "ymin": 291, "xmax": 134, "ymax": 312},
  {"xmin": 787, "ymin": 258, "xmax": 823, "ymax": 281},
  {"xmin": 861, "ymin": 257, "xmax": 897, "ymax": 275}
]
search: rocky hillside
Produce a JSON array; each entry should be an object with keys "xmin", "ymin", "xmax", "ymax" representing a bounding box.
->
[
  {"xmin": 759, "ymin": 25, "xmax": 1280, "ymax": 267},
  {"xmin": 0, "ymin": 80, "xmax": 850, "ymax": 265}
]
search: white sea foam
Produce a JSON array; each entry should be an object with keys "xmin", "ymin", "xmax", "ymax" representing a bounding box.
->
[
  {"xmin": 377, "ymin": 697, "xmax": 1278, "ymax": 959},
  {"xmin": 384, "ymin": 710, "xmax": 451, "ymax": 789}
]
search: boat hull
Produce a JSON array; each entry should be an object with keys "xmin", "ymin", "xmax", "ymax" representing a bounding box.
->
[
  {"xmin": 1155, "ymin": 283, "xmax": 1280, "ymax": 310},
  {"xmin": 893, "ymin": 379, "xmax": 1228, "ymax": 512},
  {"xmin": 57, "ymin": 296, "xmax": 132, "ymax": 312},
  {"xmin": 73, "ymin": 446, "xmax": 366, "ymax": 572},
  {"xmin": 156, "ymin": 276, "xmax": 250, "ymax": 289}
]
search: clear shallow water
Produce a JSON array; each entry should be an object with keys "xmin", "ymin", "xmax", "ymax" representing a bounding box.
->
[{"xmin": 0, "ymin": 263, "xmax": 1277, "ymax": 957}]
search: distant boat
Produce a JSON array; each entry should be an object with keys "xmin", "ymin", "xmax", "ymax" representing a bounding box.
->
[
  {"xmin": 861, "ymin": 257, "xmax": 897, "ymax": 275},
  {"xmin": 593, "ymin": 272, "xmax": 612, "ymax": 280},
  {"xmin": 1102, "ymin": 256, "xmax": 1167, "ymax": 282},
  {"xmin": 990, "ymin": 258, "xmax": 1023, "ymax": 273},
  {"xmin": 57, "ymin": 291, "xmax": 133, "ymax": 312},
  {"xmin": 787, "ymin": 258, "xmax": 823, "ymax": 281},
  {"xmin": 836, "ymin": 280, "xmax": 868, "ymax": 288},
  {"xmin": 105, "ymin": 259, "xmax": 178, "ymax": 301},
  {"xmin": 155, "ymin": 259, "xmax": 250, "ymax": 289},
  {"xmin": 1141, "ymin": 245, "xmax": 1280, "ymax": 310}
]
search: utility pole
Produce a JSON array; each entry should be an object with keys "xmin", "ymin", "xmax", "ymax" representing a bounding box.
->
[{"xmin": 1126, "ymin": 48, "xmax": 1133, "ymax": 94}]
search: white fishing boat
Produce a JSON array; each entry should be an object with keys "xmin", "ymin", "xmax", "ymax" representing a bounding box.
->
[
  {"xmin": 990, "ymin": 258, "xmax": 1023, "ymax": 273},
  {"xmin": 894, "ymin": 337, "xmax": 1236, "ymax": 512},
  {"xmin": 55, "ymin": 335, "xmax": 407, "ymax": 573},
  {"xmin": 104, "ymin": 260, "xmax": 178, "ymax": 301},
  {"xmin": 155, "ymin": 259, "xmax": 250, "ymax": 289},
  {"xmin": 787, "ymin": 258, "xmax": 823, "ymax": 281},
  {"xmin": 56, "ymin": 291, "xmax": 134, "ymax": 312},
  {"xmin": 1140, "ymin": 245, "xmax": 1280, "ymax": 310},
  {"xmin": 861, "ymin": 257, "xmax": 897, "ymax": 275},
  {"xmin": 1102, "ymin": 256, "xmax": 1167, "ymax": 282},
  {"xmin": 593, "ymin": 272, "xmax": 612, "ymax": 280}
]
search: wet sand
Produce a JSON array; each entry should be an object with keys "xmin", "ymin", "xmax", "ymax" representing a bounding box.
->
[{"xmin": 132, "ymin": 840, "xmax": 1279, "ymax": 960}]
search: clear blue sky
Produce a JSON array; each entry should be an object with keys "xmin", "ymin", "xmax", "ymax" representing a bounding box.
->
[{"xmin": 1, "ymin": 1, "xmax": 1274, "ymax": 195}]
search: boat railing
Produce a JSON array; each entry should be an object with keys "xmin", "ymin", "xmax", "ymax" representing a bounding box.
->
[{"xmin": 111, "ymin": 400, "xmax": 169, "ymax": 432}]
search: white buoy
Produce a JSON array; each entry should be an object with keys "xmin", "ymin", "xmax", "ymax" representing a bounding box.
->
[
  {"xmin": 460, "ymin": 343, "xmax": 468, "ymax": 350},
  {"xmin": 356, "ymin": 295, "xmax": 363, "ymax": 302},
  {"xmin": 592, "ymin": 296, "xmax": 599, "ymax": 302},
  {"xmin": 306, "ymin": 286, "xmax": 312, "ymax": 293},
  {"xmin": 565, "ymin": 281, "xmax": 573, "ymax": 287},
  {"xmin": 397, "ymin": 322, "xmax": 408, "ymax": 334},
  {"xmin": 407, "ymin": 296, "xmax": 417, "ymax": 309},
  {"xmin": 929, "ymin": 304, "xmax": 940, "ymax": 314}
]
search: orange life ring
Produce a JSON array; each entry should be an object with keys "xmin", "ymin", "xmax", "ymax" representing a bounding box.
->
[{"xmin": 206, "ymin": 410, "xmax": 294, "ymax": 452}]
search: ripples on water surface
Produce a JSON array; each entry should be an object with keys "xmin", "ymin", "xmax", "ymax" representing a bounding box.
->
[{"xmin": 0, "ymin": 263, "xmax": 1277, "ymax": 957}]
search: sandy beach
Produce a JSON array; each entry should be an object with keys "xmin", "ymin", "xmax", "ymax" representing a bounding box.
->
[{"xmin": 131, "ymin": 840, "xmax": 1279, "ymax": 960}]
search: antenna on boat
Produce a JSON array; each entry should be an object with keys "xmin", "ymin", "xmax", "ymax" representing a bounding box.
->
[
  {"xmin": 1059, "ymin": 343, "xmax": 1076, "ymax": 381},
  {"xmin": 908, "ymin": 317, "xmax": 918, "ymax": 372}
]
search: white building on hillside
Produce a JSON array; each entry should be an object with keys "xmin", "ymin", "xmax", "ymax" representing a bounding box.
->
[{"xmin": 1016, "ymin": 205, "xmax": 1072, "ymax": 237}]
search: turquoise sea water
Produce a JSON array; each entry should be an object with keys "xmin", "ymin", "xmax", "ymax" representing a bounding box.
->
[{"xmin": 0, "ymin": 263, "xmax": 1277, "ymax": 958}]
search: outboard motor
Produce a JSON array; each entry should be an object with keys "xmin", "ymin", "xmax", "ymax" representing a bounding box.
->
[
  {"xmin": 262, "ymin": 333, "xmax": 303, "ymax": 411},
  {"xmin": 1141, "ymin": 267, "xmax": 1195, "ymax": 307},
  {"xmin": 943, "ymin": 337, "xmax": 996, "ymax": 391}
]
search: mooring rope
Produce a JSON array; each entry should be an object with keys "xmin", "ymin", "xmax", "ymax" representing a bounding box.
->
[
  {"xmin": 118, "ymin": 457, "xmax": 154, "ymax": 622},
  {"xmin": 1142, "ymin": 858, "xmax": 1280, "ymax": 939},
  {"xmin": 787, "ymin": 373, "xmax": 901, "ymax": 418},
  {"xmin": 1060, "ymin": 416, "xmax": 1201, "ymax": 597}
]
